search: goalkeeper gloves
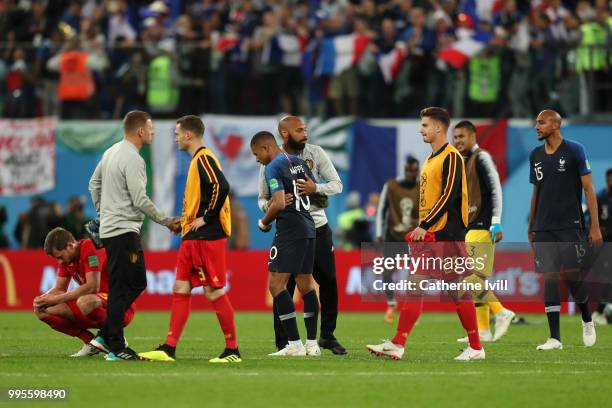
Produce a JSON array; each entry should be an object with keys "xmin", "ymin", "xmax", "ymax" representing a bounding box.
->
[
  {"xmin": 490, "ymin": 223, "xmax": 503, "ymax": 242},
  {"xmin": 85, "ymin": 218, "xmax": 102, "ymax": 248}
]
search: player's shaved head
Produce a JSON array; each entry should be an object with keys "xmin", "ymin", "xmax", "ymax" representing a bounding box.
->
[
  {"xmin": 278, "ymin": 115, "xmax": 307, "ymax": 152},
  {"xmin": 250, "ymin": 131, "xmax": 277, "ymax": 148},
  {"xmin": 535, "ymin": 109, "xmax": 562, "ymax": 140},
  {"xmin": 278, "ymin": 115, "xmax": 302, "ymax": 134},
  {"xmin": 538, "ymin": 109, "xmax": 562, "ymax": 126}
]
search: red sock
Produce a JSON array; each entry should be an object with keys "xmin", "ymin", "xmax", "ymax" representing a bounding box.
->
[
  {"xmin": 391, "ymin": 298, "xmax": 423, "ymax": 347},
  {"xmin": 40, "ymin": 314, "xmax": 94, "ymax": 344},
  {"xmin": 67, "ymin": 303, "xmax": 104, "ymax": 330},
  {"xmin": 165, "ymin": 293, "xmax": 192, "ymax": 347},
  {"xmin": 211, "ymin": 294, "xmax": 238, "ymax": 349},
  {"xmin": 455, "ymin": 301, "xmax": 482, "ymax": 350}
]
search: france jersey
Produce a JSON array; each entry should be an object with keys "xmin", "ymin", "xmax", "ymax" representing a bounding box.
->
[
  {"xmin": 264, "ymin": 152, "xmax": 316, "ymax": 241},
  {"xmin": 530, "ymin": 139, "xmax": 591, "ymax": 232}
]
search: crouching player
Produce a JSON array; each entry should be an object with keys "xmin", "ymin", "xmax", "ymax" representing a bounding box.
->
[{"xmin": 35, "ymin": 227, "xmax": 134, "ymax": 357}]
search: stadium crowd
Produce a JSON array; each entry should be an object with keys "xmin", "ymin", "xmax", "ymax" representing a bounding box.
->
[{"xmin": 0, "ymin": 0, "xmax": 611, "ymax": 120}]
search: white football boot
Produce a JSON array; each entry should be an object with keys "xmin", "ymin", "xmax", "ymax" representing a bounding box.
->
[
  {"xmin": 582, "ymin": 321, "xmax": 596, "ymax": 347},
  {"xmin": 536, "ymin": 338, "xmax": 563, "ymax": 350},
  {"xmin": 70, "ymin": 343, "xmax": 101, "ymax": 357},
  {"xmin": 366, "ymin": 340, "xmax": 405, "ymax": 360},
  {"xmin": 493, "ymin": 309, "xmax": 516, "ymax": 341},
  {"xmin": 268, "ymin": 342, "xmax": 307, "ymax": 356},
  {"xmin": 454, "ymin": 346, "xmax": 486, "ymax": 361}
]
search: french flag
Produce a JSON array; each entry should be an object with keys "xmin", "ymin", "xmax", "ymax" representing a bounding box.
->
[
  {"xmin": 349, "ymin": 119, "xmax": 508, "ymax": 203},
  {"xmin": 437, "ymin": 28, "xmax": 487, "ymax": 69},
  {"xmin": 377, "ymin": 45, "xmax": 405, "ymax": 84},
  {"xmin": 462, "ymin": 0, "xmax": 503, "ymax": 24},
  {"xmin": 262, "ymin": 34, "xmax": 305, "ymax": 67},
  {"xmin": 316, "ymin": 34, "xmax": 370, "ymax": 76}
]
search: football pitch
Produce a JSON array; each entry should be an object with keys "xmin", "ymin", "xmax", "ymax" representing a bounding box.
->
[{"xmin": 1, "ymin": 311, "xmax": 610, "ymax": 408}]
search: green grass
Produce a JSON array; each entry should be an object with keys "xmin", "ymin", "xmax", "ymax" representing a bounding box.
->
[{"xmin": 0, "ymin": 311, "xmax": 610, "ymax": 408}]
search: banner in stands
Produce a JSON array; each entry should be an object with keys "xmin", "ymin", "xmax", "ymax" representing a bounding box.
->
[
  {"xmin": 0, "ymin": 250, "xmax": 560, "ymax": 313},
  {"xmin": 0, "ymin": 117, "xmax": 56, "ymax": 196}
]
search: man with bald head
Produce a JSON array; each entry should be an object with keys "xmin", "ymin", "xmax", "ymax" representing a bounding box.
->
[
  {"xmin": 529, "ymin": 109, "xmax": 602, "ymax": 350},
  {"xmin": 258, "ymin": 115, "xmax": 346, "ymax": 355}
]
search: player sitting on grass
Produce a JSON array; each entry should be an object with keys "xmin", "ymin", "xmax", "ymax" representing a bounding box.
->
[{"xmin": 35, "ymin": 227, "xmax": 134, "ymax": 357}]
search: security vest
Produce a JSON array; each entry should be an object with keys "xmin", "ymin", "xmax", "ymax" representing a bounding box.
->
[
  {"xmin": 385, "ymin": 180, "xmax": 420, "ymax": 241},
  {"xmin": 419, "ymin": 143, "xmax": 468, "ymax": 233},
  {"xmin": 147, "ymin": 55, "xmax": 179, "ymax": 110},
  {"xmin": 468, "ymin": 55, "xmax": 500, "ymax": 103},
  {"xmin": 576, "ymin": 22, "xmax": 607, "ymax": 72},
  {"xmin": 58, "ymin": 51, "xmax": 94, "ymax": 101},
  {"xmin": 466, "ymin": 148, "xmax": 483, "ymax": 224}
]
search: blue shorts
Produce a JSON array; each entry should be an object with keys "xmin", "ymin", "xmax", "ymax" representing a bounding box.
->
[
  {"xmin": 268, "ymin": 238, "xmax": 315, "ymax": 275},
  {"xmin": 532, "ymin": 229, "xmax": 587, "ymax": 273}
]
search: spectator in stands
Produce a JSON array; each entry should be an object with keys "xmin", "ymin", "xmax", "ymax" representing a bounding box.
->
[
  {"xmin": 176, "ymin": 14, "xmax": 209, "ymax": 116},
  {"xmin": 62, "ymin": 196, "xmax": 91, "ymax": 241},
  {"xmin": 147, "ymin": 42, "xmax": 180, "ymax": 118},
  {"xmin": 23, "ymin": 197, "xmax": 62, "ymax": 249},
  {"xmin": 107, "ymin": 0, "xmax": 136, "ymax": 47},
  {"xmin": 529, "ymin": 12, "xmax": 559, "ymax": 113},
  {"xmin": 46, "ymin": 36, "xmax": 107, "ymax": 119},
  {"xmin": 326, "ymin": 13, "xmax": 360, "ymax": 116},
  {"xmin": 401, "ymin": 7, "xmax": 435, "ymax": 116},
  {"xmin": 0, "ymin": 0, "xmax": 609, "ymax": 120},
  {"xmin": 251, "ymin": 10, "xmax": 283, "ymax": 115},
  {"xmin": 3, "ymin": 47, "xmax": 35, "ymax": 118},
  {"xmin": 36, "ymin": 28, "xmax": 63, "ymax": 116}
]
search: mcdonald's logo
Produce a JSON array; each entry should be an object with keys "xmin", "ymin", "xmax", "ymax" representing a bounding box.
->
[{"xmin": 0, "ymin": 254, "xmax": 20, "ymax": 307}]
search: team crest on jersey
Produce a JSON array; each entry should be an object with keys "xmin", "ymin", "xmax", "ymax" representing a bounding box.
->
[
  {"xmin": 558, "ymin": 157, "xmax": 566, "ymax": 172},
  {"xmin": 305, "ymin": 159, "xmax": 314, "ymax": 170},
  {"xmin": 129, "ymin": 253, "xmax": 138, "ymax": 263}
]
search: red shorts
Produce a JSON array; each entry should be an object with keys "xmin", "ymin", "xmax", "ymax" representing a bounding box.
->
[
  {"xmin": 405, "ymin": 231, "xmax": 472, "ymax": 281},
  {"xmin": 66, "ymin": 292, "xmax": 135, "ymax": 327},
  {"xmin": 176, "ymin": 239, "xmax": 227, "ymax": 288}
]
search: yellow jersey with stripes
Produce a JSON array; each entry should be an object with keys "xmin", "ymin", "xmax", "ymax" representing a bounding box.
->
[
  {"xmin": 418, "ymin": 143, "xmax": 468, "ymax": 240},
  {"xmin": 181, "ymin": 146, "xmax": 231, "ymax": 240}
]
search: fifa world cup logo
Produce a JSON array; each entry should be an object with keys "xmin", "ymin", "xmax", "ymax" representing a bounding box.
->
[{"xmin": 0, "ymin": 254, "xmax": 20, "ymax": 307}]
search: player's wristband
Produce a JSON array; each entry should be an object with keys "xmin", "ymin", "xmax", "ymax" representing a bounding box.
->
[{"xmin": 258, "ymin": 219, "xmax": 271, "ymax": 232}]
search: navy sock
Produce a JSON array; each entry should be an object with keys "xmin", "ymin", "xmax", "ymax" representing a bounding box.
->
[
  {"xmin": 545, "ymin": 303, "xmax": 561, "ymax": 341},
  {"xmin": 577, "ymin": 302, "xmax": 592, "ymax": 323},
  {"xmin": 274, "ymin": 290, "xmax": 300, "ymax": 341},
  {"xmin": 302, "ymin": 290, "xmax": 319, "ymax": 341}
]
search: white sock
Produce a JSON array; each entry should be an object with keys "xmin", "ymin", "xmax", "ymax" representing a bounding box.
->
[
  {"xmin": 289, "ymin": 340, "xmax": 303, "ymax": 348},
  {"xmin": 305, "ymin": 339, "xmax": 318, "ymax": 347}
]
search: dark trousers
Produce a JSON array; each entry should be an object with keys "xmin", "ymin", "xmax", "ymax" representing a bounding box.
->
[
  {"xmin": 100, "ymin": 232, "xmax": 147, "ymax": 353},
  {"xmin": 273, "ymin": 224, "xmax": 339, "ymax": 349}
]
